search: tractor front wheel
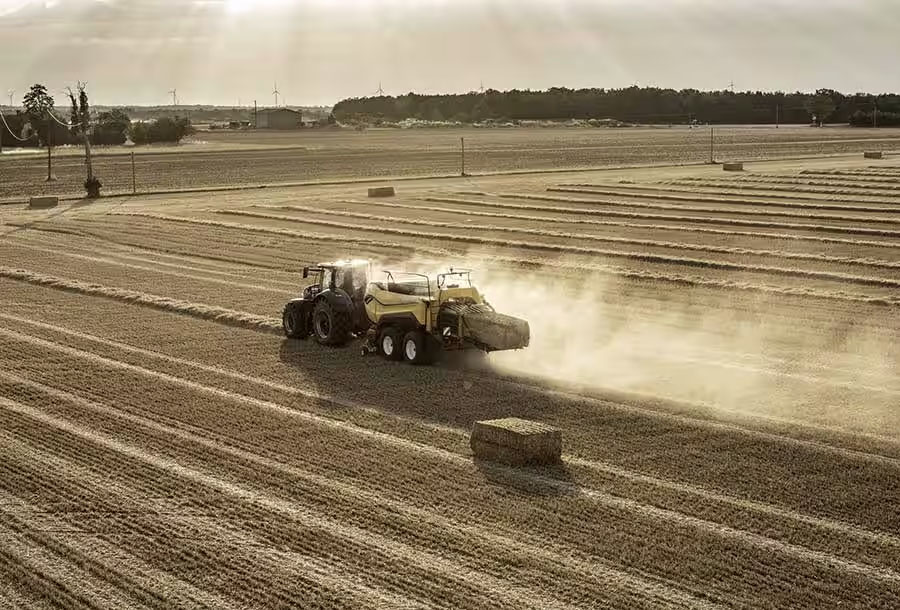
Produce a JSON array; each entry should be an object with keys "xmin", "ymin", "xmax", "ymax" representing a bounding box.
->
[
  {"xmin": 312, "ymin": 300, "xmax": 351, "ymax": 346},
  {"xmin": 402, "ymin": 330, "xmax": 435, "ymax": 365},
  {"xmin": 282, "ymin": 306, "xmax": 308, "ymax": 339}
]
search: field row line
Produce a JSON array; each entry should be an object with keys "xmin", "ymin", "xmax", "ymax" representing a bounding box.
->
[
  {"xmin": 375, "ymin": 196, "xmax": 900, "ymax": 250},
  {"xmin": 3, "ymin": 320, "xmax": 900, "ymax": 551},
  {"xmin": 2, "ymin": 373, "xmax": 720, "ymax": 610},
  {"xmin": 0, "ymin": 266, "xmax": 282, "ymax": 334},
  {"xmin": 658, "ymin": 180, "xmax": 900, "ymax": 205},
  {"xmin": 425, "ymin": 195, "xmax": 900, "ymax": 241},
  {"xmin": 548, "ymin": 185, "xmax": 900, "ymax": 214},
  {"xmin": 0, "ymin": 491, "xmax": 239, "ymax": 610},
  {"xmin": 802, "ymin": 169, "xmax": 900, "ymax": 179},
  {"xmin": 0, "ymin": 432, "xmax": 425, "ymax": 610},
  {"xmin": 10, "ymin": 220, "xmax": 296, "ymax": 272},
  {"xmin": 560, "ymin": 182, "xmax": 900, "ymax": 209},
  {"xmin": 4, "ymin": 333, "xmax": 900, "ymax": 593},
  {"xmin": 4, "ymin": 306, "xmax": 897, "ymax": 442},
  {"xmin": 265, "ymin": 202, "xmax": 900, "ymax": 272},
  {"xmin": 5, "ymin": 241, "xmax": 295, "ymax": 296},
  {"xmin": 0, "ymin": 439, "xmax": 438, "ymax": 610},
  {"xmin": 674, "ymin": 175, "xmax": 900, "ymax": 194},
  {"xmin": 503, "ymin": 192, "xmax": 900, "ymax": 235},
  {"xmin": 796, "ymin": 171, "xmax": 900, "ymax": 184},
  {"xmin": 221, "ymin": 208, "xmax": 900, "ymax": 290},
  {"xmin": 106, "ymin": 212, "xmax": 900, "ymax": 307},
  {"xmin": 0, "ymin": 370, "xmax": 890, "ymax": 608},
  {"xmin": 0, "ymin": 393, "xmax": 662, "ymax": 610},
  {"xmin": 11, "ymin": 230, "xmax": 299, "ymax": 287},
  {"xmin": 0, "ymin": 524, "xmax": 132, "ymax": 610}
]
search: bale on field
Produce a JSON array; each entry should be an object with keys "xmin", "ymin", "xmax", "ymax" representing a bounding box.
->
[
  {"xmin": 471, "ymin": 418, "xmax": 562, "ymax": 466},
  {"xmin": 368, "ymin": 186, "xmax": 395, "ymax": 198},
  {"xmin": 864, "ymin": 151, "xmax": 884, "ymax": 159},
  {"xmin": 28, "ymin": 196, "xmax": 59, "ymax": 209},
  {"xmin": 723, "ymin": 162, "xmax": 744, "ymax": 172}
]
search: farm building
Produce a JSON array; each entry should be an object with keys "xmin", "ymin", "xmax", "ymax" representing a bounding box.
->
[{"xmin": 256, "ymin": 108, "xmax": 302, "ymax": 129}]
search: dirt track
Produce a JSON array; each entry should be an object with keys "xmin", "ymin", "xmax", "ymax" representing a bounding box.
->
[{"xmin": 1, "ymin": 155, "xmax": 899, "ymax": 608}]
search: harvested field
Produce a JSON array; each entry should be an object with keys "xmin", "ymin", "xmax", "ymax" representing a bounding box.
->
[
  {"xmin": 2, "ymin": 126, "xmax": 900, "ymax": 202},
  {"xmin": 1, "ymin": 155, "xmax": 899, "ymax": 609}
]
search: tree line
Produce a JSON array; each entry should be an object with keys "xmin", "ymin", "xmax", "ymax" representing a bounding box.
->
[
  {"xmin": 332, "ymin": 87, "xmax": 900, "ymax": 126},
  {"xmin": 2, "ymin": 83, "xmax": 196, "ymax": 198},
  {"xmin": 1, "ymin": 83, "xmax": 195, "ymax": 150}
]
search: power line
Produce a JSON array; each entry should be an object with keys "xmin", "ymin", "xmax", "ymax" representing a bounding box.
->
[
  {"xmin": 0, "ymin": 106, "xmax": 33, "ymax": 142},
  {"xmin": 49, "ymin": 111, "xmax": 82, "ymax": 128}
]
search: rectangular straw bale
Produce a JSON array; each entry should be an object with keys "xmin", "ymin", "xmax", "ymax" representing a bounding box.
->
[
  {"xmin": 368, "ymin": 186, "xmax": 395, "ymax": 197},
  {"xmin": 864, "ymin": 151, "xmax": 884, "ymax": 159},
  {"xmin": 28, "ymin": 196, "xmax": 59, "ymax": 209},
  {"xmin": 471, "ymin": 418, "xmax": 562, "ymax": 466}
]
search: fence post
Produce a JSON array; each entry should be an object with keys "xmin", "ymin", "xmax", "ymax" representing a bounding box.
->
[
  {"xmin": 131, "ymin": 151, "xmax": 136, "ymax": 194},
  {"xmin": 709, "ymin": 127, "xmax": 714, "ymax": 164}
]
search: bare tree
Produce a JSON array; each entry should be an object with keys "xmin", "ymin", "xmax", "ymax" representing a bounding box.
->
[{"xmin": 67, "ymin": 82, "xmax": 100, "ymax": 198}]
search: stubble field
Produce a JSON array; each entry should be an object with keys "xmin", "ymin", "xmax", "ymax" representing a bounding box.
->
[
  {"xmin": 3, "ymin": 125, "xmax": 900, "ymax": 201},
  {"xmin": 1, "ymin": 153, "xmax": 899, "ymax": 608}
]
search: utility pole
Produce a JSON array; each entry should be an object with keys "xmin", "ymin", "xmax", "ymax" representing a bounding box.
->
[
  {"xmin": 46, "ymin": 113, "xmax": 53, "ymax": 181},
  {"xmin": 254, "ymin": 100, "xmax": 258, "ymax": 128},
  {"xmin": 131, "ymin": 151, "xmax": 136, "ymax": 194},
  {"xmin": 874, "ymin": 100, "xmax": 878, "ymax": 128},
  {"xmin": 460, "ymin": 137, "xmax": 466, "ymax": 176},
  {"xmin": 709, "ymin": 126, "xmax": 715, "ymax": 164},
  {"xmin": 775, "ymin": 105, "xmax": 780, "ymax": 129}
]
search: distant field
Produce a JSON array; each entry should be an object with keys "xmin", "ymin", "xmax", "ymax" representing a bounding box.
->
[{"xmin": 2, "ymin": 126, "xmax": 900, "ymax": 201}]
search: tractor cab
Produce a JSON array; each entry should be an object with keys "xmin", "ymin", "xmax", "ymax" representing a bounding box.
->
[
  {"xmin": 302, "ymin": 260, "xmax": 370, "ymax": 300},
  {"xmin": 283, "ymin": 260, "xmax": 372, "ymax": 344}
]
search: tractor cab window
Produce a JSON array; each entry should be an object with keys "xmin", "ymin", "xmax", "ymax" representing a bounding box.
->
[{"xmin": 321, "ymin": 268, "xmax": 334, "ymax": 290}]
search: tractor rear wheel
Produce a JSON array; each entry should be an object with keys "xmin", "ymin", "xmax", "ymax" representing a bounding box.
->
[
  {"xmin": 312, "ymin": 300, "xmax": 351, "ymax": 346},
  {"xmin": 377, "ymin": 327, "xmax": 403, "ymax": 361},
  {"xmin": 402, "ymin": 330, "xmax": 435, "ymax": 365},
  {"xmin": 282, "ymin": 306, "xmax": 307, "ymax": 339}
]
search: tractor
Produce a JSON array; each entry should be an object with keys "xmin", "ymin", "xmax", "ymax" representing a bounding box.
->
[{"xmin": 281, "ymin": 260, "xmax": 530, "ymax": 365}]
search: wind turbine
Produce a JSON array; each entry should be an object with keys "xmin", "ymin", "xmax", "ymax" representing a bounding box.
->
[
  {"xmin": 7, "ymin": 90, "xmax": 13, "ymax": 107},
  {"xmin": 168, "ymin": 89, "xmax": 178, "ymax": 106},
  {"xmin": 376, "ymin": 82, "xmax": 385, "ymax": 96},
  {"xmin": 273, "ymin": 82, "xmax": 281, "ymax": 107}
]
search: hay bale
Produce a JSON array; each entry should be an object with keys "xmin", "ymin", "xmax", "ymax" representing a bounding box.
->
[
  {"xmin": 864, "ymin": 151, "xmax": 884, "ymax": 159},
  {"xmin": 471, "ymin": 418, "xmax": 562, "ymax": 466},
  {"xmin": 368, "ymin": 186, "xmax": 395, "ymax": 198},
  {"xmin": 28, "ymin": 196, "xmax": 59, "ymax": 209},
  {"xmin": 722, "ymin": 162, "xmax": 744, "ymax": 172}
]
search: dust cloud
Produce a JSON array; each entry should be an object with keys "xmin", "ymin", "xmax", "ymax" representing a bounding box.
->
[{"xmin": 461, "ymin": 258, "xmax": 900, "ymax": 438}]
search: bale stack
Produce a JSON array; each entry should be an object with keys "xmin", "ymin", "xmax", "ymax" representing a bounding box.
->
[
  {"xmin": 864, "ymin": 151, "xmax": 884, "ymax": 159},
  {"xmin": 28, "ymin": 196, "xmax": 59, "ymax": 209},
  {"xmin": 368, "ymin": 186, "xmax": 395, "ymax": 198},
  {"xmin": 471, "ymin": 418, "xmax": 562, "ymax": 466}
]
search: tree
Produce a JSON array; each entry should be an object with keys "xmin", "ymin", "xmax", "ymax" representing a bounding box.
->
[
  {"xmin": 804, "ymin": 90, "xmax": 837, "ymax": 126},
  {"xmin": 128, "ymin": 116, "xmax": 193, "ymax": 145},
  {"xmin": 67, "ymin": 82, "xmax": 100, "ymax": 198},
  {"xmin": 93, "ymin": 109, "xmax": 131, "ymax": 145},
  {"xmin": 22, "ymin": 83, "xmax": 54, "ymax": 146}
]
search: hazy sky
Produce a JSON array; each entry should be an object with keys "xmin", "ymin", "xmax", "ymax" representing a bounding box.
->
[{"xmin": 0, "ymin": 0, "xmax": 897, "ymax": 106}]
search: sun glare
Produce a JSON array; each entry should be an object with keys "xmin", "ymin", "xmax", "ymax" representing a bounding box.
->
[{"xmin": 225, "ymin": 0, "xmax": 288, "ymax": 15}]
